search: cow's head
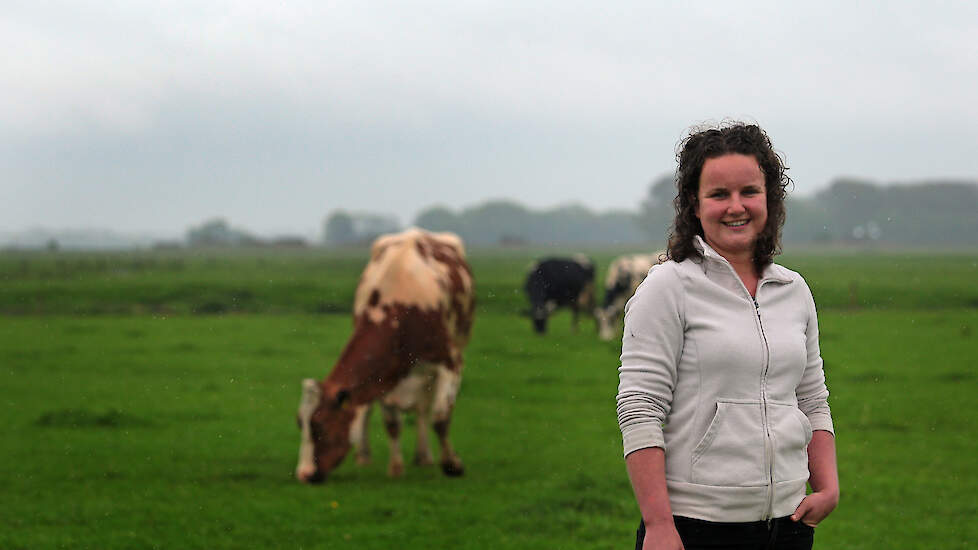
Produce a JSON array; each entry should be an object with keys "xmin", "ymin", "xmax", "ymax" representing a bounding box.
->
[
  {"xmin": 295, "ymin": 378, "xmax": 356, "ymax": 483},
  {"xmin": 595, "ymin": 277, "xmax": 629, "ymax": 341},
  {"xmin": 530, "ymin": 299, "xmax": 559, "ymax": 334}
]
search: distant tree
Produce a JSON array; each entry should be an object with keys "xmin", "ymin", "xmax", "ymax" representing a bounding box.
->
[
  {"xmin": 415, "ymin": 206, "xmax": 459, "ymax": 233},
  {"xmin": 783, "ymin": 196, "xmax": 833, "ymax": 244},
  {"xmin": 646, "ymin": 174, "xmax": 675, "ymax": 208},
  {"xmin": 464, "ymin": 200, "xmax": 532, "ymax": 243},
  {"xmin": 785, "ymin": 179, "xmax": 978, "ymax": 245},
  {"xmin": 352, "ymin": 213, "xmax": 400, "ymax": 243},
  {"xmin": 186, "ymin": 218, "xmax": 259, "ymax": 247},
  {"xmin": 868, "ymin": 181, "xmax": 977, "ymax": 244},
  {"xmin": 323, "ymin": 211, "xmax": 355, "ymax": 245},
  {"xmin": 410, "ymin": 179, "xmax": 975, "ymax": 246},
  {"xmin": 323, "ymin": 210, "xmax": 401, "ymax": 245},
  {"xmin": 815, "ymin": 178, "xmax": 883, "ymax": 241},
  {"xmin": 637, "ymin": 174, "xmax": 676, "ymax": 243},
  {"xmin": 413, "ymin": 199, "xmax": 647, "ymax": 245}
]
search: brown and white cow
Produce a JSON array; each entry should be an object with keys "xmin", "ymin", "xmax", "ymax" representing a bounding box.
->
[
  {"xmin": 595, "ymin": 252, "xmax": 665, "ymax": 341},
  {"xmin": 295, "ymin": 228, "xmax": 475, "ymax": 483}
]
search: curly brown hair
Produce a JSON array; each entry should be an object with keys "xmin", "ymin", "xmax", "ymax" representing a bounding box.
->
[{"xmin": 666, "ymin": 122, "xmax": 791, "ymax": 274}]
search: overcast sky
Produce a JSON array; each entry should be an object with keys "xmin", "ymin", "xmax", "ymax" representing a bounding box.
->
[{"xmin": 3, "ymin": 1, "xmax": 976, "ymax": 237}]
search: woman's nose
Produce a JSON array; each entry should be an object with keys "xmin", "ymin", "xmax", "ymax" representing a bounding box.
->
[{"xmin": 728, "ymin": 195, "xmax": 746, "ymax": 213}]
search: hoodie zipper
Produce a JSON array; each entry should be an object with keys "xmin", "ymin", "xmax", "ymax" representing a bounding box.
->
[
  {"xmin": 754, "ymin": 296, "xmax": 775, "ymax": 524},
  {"xmin": 697, "ymin": 238, "xmax": 786, "ymax": 524}
]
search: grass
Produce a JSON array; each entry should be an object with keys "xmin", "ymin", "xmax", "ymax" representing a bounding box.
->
[
  {"xmin": 1, "ymin": 247, "xmax": 976, "ymax": 315},
  {"xmin": 1, "ymin": 247, "xmax": 976, "ymax": 548}
]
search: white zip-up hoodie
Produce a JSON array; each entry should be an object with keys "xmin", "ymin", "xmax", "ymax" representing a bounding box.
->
[{"xmin": 616, "ymin": 236, "xmax": 834, "ymax": 523}]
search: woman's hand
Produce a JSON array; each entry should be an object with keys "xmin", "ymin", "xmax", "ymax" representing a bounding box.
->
[
  {"xmin": 627, "ymin": 448, "xmax": 685, "ymax": 549},
  {"xmin": 793, "ymin": 429, "xmax": 840, "ymax": 527},
  {"xmin": 790, "ymin": 489, "xmax": 839, "ymax": 527},
  {"xmin": 642, "ymin": 519, "xmax": 685, "ymax": 550}
]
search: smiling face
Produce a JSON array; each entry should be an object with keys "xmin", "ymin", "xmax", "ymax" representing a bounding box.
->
[{"xmin": 695, "ymin": 153, "xmax": 768, "ymax": 264}]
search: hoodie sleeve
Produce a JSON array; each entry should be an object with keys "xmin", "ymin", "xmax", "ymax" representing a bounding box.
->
[
  {"xmin": 616, "ymin": 263, "xmax": 685, "ymax": 457},
  {"xmin": 795, "ymin": 277, "xmax": 834, "ymax": 434}
]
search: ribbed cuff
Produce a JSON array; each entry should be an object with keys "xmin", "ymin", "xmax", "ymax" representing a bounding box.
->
[
  {"xmin": 622, "ymin": 424, "xmax": 665, "ymax": 457},
  {"xmin": 807, "ymin": 413, "xmax": 834, "ymax": 435}
]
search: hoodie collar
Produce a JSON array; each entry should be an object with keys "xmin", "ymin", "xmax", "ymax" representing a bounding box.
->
[{"xmin": 692, "ymin": 235, "xmax": 794, "ymax": 284}]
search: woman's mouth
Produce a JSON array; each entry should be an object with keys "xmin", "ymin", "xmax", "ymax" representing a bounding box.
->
[{"xmin": 723, "ymin": 219, "xmax": 750, "ymax": 227}]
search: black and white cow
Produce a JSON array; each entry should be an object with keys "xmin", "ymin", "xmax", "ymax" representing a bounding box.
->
[
  {"xmin": 595, "ymin": 252, "xmax": 664, "ymax": 341},
  {"xmin": 524, "ymin": 255, "xmax": 596, "ymax": 334}
]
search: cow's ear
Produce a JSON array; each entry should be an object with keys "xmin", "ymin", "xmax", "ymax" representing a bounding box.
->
[{"xmin": 334, "ymin": 389, "xmax": 351, "ymax": 410}]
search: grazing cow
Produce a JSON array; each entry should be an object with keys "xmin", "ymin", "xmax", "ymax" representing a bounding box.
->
[
  {"xmin": 524, "ymin": 255, "xmax": 596, "ymax": 334},
  {"xmin": 595, "ymin": 252, "xmax": 664, "ymax": 341},
  {"xmin": 295, "ymin": 228, "xmax": 475, "ymax": 483}
]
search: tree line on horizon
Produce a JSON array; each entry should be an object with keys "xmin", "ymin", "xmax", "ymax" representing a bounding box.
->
[
  {"xmin": 321, "ymin": 178, "xmax": 978, "ymax": 248},
  {"xmin": 9, "ymin": 178, "xmax": 971, "ymax": 252}
]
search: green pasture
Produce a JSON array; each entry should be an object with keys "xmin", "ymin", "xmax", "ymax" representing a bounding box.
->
[
  {"xmin": 2, "ymin": 247, "xmax": 976, "ymax": 315},
  {"xmin": 1, "ymin": 248, "xmax": 976, "ymax": 549}
]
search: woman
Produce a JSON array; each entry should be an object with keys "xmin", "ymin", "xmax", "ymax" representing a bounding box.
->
[{"xmin": 617, "ymin": 123, "xmax": 838, "ymax": 550}]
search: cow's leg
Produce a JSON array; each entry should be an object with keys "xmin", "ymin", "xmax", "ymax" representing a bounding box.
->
[
  {"xmin": 431, "ymin": 365, "xmax": 464, "ymax": 476},
  {"xmin": 349, "ymin": 403, "xmax": 372, "ymax": 466},
  {"xmin": 596, "ymin": 307, "xmax": 613, "ymax": 341},
  {"xmin": 531, "ymin": 304, "xmax": 548, "ymax": 334},
  {"xmin": 413, "ymin": 370, "xmax": 435, "ymax": 466},
  {"xmin": 414, "ymin": 410, "xmax": 434, "ymax": 466},
  {"xmin": 570, "ymin": 304, "xmax": 580, "ymax": 332},
  {"xmin": 381, "ymin": 403, "xmax": 405, "ymax": 477}
]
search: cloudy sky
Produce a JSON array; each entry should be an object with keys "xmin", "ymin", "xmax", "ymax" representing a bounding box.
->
[{"xmin": 3, "ymin": 1, "xmax": 976, "ymax": 237}]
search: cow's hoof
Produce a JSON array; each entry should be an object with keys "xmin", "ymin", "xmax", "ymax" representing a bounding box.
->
[
  {"xmin": 414, "ymin": 454, "xmax": 434, "ymax": 466},
  {"xmin": 388, "ymin": 460, "xmax": 405, "ymax": 478},
  {"xmin": 355, "ymin": 454, "xmax": 372, "ymax": 466},
  {"xmin": 441, "ymin": 460, "xmax": 465, "ymax": 477}
]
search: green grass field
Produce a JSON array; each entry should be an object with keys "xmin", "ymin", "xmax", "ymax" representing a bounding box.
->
[{"xmin": 1, "ymin": 247, "xmax": 976, "ymax": 549}]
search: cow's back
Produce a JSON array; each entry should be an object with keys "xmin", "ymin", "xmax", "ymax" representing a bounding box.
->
[
  {"xmin": 525, "ymin": 258, "xmax": 594, "ymax": 303},
  {"xmin": 354, "ymin": 228, "xmax": 475, "ymax": 358},
  {"xmin": 604, "ymin": 253, "xmax": 661, "ymax": 290}
]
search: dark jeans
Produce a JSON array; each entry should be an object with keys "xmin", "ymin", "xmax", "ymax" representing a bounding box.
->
[{"xmin": 635, "ymin": 516, "xmax": 814, "ymax": 550}]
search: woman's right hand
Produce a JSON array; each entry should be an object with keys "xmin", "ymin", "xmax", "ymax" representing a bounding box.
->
[
  {"xmin": 627, "ymin": 448, "xmax": 684, "ymax": 550},
  {"xmin": 642, "ymin": 520, "xmax": 685, "ymax": 550}
]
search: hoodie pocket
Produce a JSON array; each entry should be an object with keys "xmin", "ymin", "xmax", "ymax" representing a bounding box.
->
[
  {"xmin": 690, "ymin": 400, "xmax": 767, "ymax": 487},
  {"xmin": 769, "ymin": 401, "xmax": 813, "ymax": 483}
]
